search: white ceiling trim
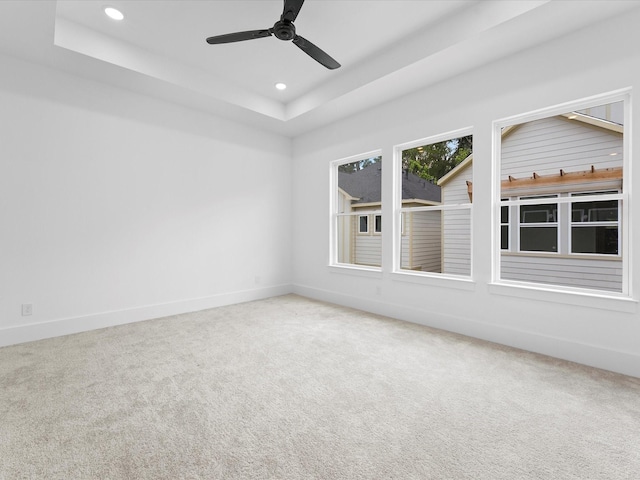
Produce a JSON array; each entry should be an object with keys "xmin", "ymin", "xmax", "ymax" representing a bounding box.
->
[
  {"xmin": 54, "ymin": 17, "xmax": 286, "ymax": 121},
  {"xmin": 0, "ymin": 1, "xmax": 637, "ymax": 137}
]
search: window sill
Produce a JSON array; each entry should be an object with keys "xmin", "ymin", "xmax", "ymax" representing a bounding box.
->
[
  {"xmin": 501, "ymin": 251, "xmax": 622, "ymax": 261},
  {"xmin": 391, "ymin": 270, "xmax": 476, "ymax": 291},
  {"xmin": 488, "ymin": 281, "xmax": 637, "ymax": 313},
  {"xmin": 328, "ymin": 264, "xmax": 383, "ymax": 278}
]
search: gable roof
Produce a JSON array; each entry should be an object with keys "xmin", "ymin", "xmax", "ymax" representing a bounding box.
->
[
  {"xmin": 400, "ymin": 169, "xmax": 441, "ymax": 203},
  {"xmin": 438, "ymin": 154, "xmax": 473, "ymax": 186},
  {"xmin": 438, "ymin": 110, "xmax": 623, "ymax": 186},
  {"xmin": 338, "ymin": 162, "xmax": 440, "ymax": 204}
]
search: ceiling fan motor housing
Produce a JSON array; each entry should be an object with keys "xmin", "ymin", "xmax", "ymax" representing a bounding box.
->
[{"xmin": 273, "ymin": 20, "xmax": 296, "ymax": 41}]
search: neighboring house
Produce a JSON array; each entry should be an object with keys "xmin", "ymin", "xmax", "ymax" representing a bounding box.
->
[
  {"xmin": 337, "ymin": 162, "xmax": 441, "ymax": 268},
  {"xmin": 441, "ymin": 110, "xmax": 623, "ymax": 291},
  {"xmin": 437, "ymin": 155, "xmax": 474, "ymax": 276}
]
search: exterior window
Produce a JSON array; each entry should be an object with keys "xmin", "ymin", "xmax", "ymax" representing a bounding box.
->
[
  {"xmin": 395, "ymin": 132, "xmax": 473, "ymax": 276},
  {"xmin": 358, "ymin": 215, "xmax": 369, "ymax": 234},
  {"xmin": 519, "ymin": 196, "xmax": 558, "ymax": 252},
  {"xmin": 332, "ymin": 153, "xmax": 382, "ymax": 268},
  {"xmin": 498, "ymin": 96, "xmax": 628, "ymax": 294},
  {"xmin": 570, "ymin": 191, "xmax": 619, "ymax": 255},
  {"xmin": 374, "ymin": 215, "xmax": 382, "ymax": 233},
  {"xmin": 500, "ymin": 201, "xmax": 509, "ymax": 250}
]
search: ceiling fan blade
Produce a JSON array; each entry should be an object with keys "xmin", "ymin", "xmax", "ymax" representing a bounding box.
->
[
  {"xmin": 292, "ymin": 35, "xmax": 341, "ymax": 70},
  {"xmin": 282, "ymin": 0, "xmax": 305, "ymax": 22},
  {"xmin": 206, "ymin": 29, "xmax": 272, "ymax": 45}
]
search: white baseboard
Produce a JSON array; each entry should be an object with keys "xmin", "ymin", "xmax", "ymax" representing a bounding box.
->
[
  {"xmin": 292, "ymin": 284, "xmax": 640, "ymax": 379},
  {"xmin": 0, "ymin": 284, "xmax": 293, "ymax": 348}
]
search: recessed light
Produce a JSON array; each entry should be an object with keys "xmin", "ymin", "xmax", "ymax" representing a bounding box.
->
[
  {"xmin": 275, "ymin": 83, "xmax": 287, "ymax": 91},
  {"xmin": 567, "ymin": 114, "xmax": 578, "ymax": 119},
  {"xmin": 104, "ymin": 7, "xmax": 124, "ymax": 21},
  {"xmin": 610, "ymin": 152, "xmax": 619, "ymax": 156}
]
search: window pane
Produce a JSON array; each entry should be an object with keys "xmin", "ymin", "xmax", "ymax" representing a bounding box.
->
[
  {"xmin": 359, "ymin": 216, "xmax": 368, "ymax": 233},
  {"xmin": 572, "ymin": 226, "xmax": 618, "ymax": 254},
  {"xmin": 499, "ymin": 99, "xmax": 624, "ymax": 293},
  {"xmin": 374, "ymin": 215, "xmax": 382, "ymax": 233},
  {"xmin": 336, "ymin": 216, "xmax": 381, "ymax": 267},
  {"xmin": 443, "ymin": 208, "xmax": 471, "ymax": 276},
  {"xmin": 335, "ymin": 155, "xmax": 382, "ymax": 267},
  {"xmin": 400, "ymin": 210, "xmax": 442, "ymax": 273},
  {"xmin": 520, "ymin": 226, "xmax": 557, "ymax": 252},
  {"xmin": 572, "ymin": 199, "xmax": 618, "ymax": 222},
  {"xmin": 336, "ymin": 216, "xmax": 353, "ymax": 264},
  {"xmin": 401, "ymin": 136, "xmax": 472, "ymax": 189},
  {"xmin": 501, "ymin": 205, "xmax": 509, "ymax": 223},
  {"xmin": 399, "ymin": 134, "xmax": 472, "ymax": 278},
  {"xmin": 520, "ymin": 203, "xmax": 556, "ymax": 223},
  {"xmin": 501, "ymin": 225, "xmax": 509, "ymax": 250}
]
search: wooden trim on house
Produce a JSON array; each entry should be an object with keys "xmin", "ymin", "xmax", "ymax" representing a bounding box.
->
[
  {"xmin": 439, "ymin": 113, "xmax": 622, "ymax": 189},
  {"xmin": 501, "ymin": 166, "xmax": 622, "ymax": 193}
]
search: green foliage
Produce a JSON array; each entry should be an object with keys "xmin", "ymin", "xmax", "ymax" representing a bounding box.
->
[
  {"xmin": 402, "ymin": 136, "xmax": 472, "ymax": 182},
  {"xmin": 338, "ymin": 156, "xmax": 381, "ymax": 173}
]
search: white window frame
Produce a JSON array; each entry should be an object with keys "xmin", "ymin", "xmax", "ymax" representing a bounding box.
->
[
  {"xmin": 517, "ymin": 194, "xmax": 559, "ymax": 253},
  {"xmin": 358, "ymin": 214, "xmax": 370, "ymax": 234},
  {"xmin": 492, "ymin": 89, "xmax": 631, "ymax": 299},
  {"xmin": 500, "ymin": 199, "xmax": 510, "ymax": 250},
  {"xmin": 569, "ymin": 190, "xmax": 621, "ymax": 256},
  {"xmin": 392, "ymin": 128, "xmax": 474, "ymax": 281},
  {"xmin": 329, "ymin": 150, "xmax": 383, "ymax": 272},
  {"xmin": 374, "ymin": 214, "xmax": 382, "ymax": 234}
]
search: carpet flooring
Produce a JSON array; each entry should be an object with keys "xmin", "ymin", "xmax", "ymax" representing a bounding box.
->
[{"xmin": 1, "ymin": 294, "xmax": 639, "ymax": 479}]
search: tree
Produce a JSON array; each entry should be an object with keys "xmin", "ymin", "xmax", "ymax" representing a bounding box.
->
[
  {"xmin": 402, "ymin": 135, "xmax": 472, "ymax": 182},
  {"xmin": 338, "ymin": 156, "xmax": 380, "ymax": 173}
]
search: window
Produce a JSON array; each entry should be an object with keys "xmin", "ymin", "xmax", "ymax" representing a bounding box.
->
[
  {"xmin": 497, "ymin": 95, "xmax": 628, "ymax": 295},
  {"xmin": 570, "ymin": 191, "xmax": 619, "ymax": 255},
  {"xmin": 519, "ymin": 195, "xmax": 558, "ymax": 252},
  {"xmin": 358, "ymin": 215, "xmax": 369, "ymax": 234},
  {"xmin": 500, "ymin": 200, "xmax": 509, "ymax": 250},
  {"xmin": 395, "ymin": 131, "xmax": 473, "ymax": 277},
  {"xmin": 331, "ymin": 153, "xmax": 382, "ymax": 268},
  {"xmin": 374, "ymin": 214, "xmax": 382, "ymax": 234}
]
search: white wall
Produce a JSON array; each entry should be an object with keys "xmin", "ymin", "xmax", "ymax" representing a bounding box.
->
[
  {"xmin": 292, "ymin": 9, "xmax": 640, "ymax": 377},
  {"xmin": 0, "ymin": 53, "xmax": 292, "ymax": 345}
]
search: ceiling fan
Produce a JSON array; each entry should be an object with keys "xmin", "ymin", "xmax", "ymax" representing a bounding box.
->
[{"xmin": 205, "ymin": 0, "xmax": 341, "ymax": 70}]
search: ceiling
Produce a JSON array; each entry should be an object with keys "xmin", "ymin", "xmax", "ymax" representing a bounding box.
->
[{"xmin": 0, "ymin": 1, "xmax": 637, "ymax": 137}]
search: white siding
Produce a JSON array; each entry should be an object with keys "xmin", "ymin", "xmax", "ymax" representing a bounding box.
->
[
  {"xmin": 355, "ymin": 233, "xmax": 381, "ymax": 267},
  {"xmin": 400, "ymin": 212, "xmax": 412, "ymax": 269},
  {"xmin": 443, "ymin": 209, "xmax": 471, "ymax": 276},
  {"xmin": 336, "ymin": 191, "xmax": 353, "ymax": 263},
  {"xmin": 501, "ymin": 255, "xmax": 622, "ymax": 292},
  {"xmin": 442, "ymin": 165, "xmax": 472, "ymax": 204},
  {"xmin": 407, "ymin": 211, "xmax": 441, "ymax": 272},
  {"xmin": 441, "ymin": 164, "xmax": 472, "ymax": 276}
]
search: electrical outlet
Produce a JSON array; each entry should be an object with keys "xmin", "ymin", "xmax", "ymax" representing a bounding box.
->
[{"xmin": 21, "ymin": 303, "xmax": 33, "ymax": 316}]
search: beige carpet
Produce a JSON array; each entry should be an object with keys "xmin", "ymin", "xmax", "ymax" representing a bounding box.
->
[{"xmin": 1, "ymin": 294, "xmax": 639, "ymax": 479}]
